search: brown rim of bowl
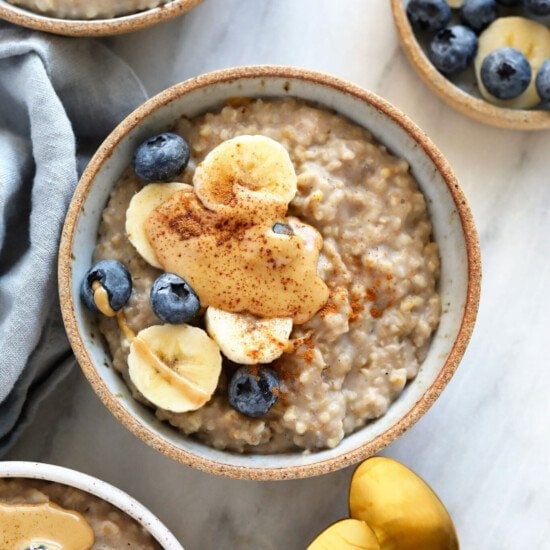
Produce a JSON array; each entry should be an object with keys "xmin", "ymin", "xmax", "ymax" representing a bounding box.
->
[
  {"xmin": 0, "ymin": 0, "xmax": 202, "ymax": 37},
  {"xmin": 391, "ymin": 0, "xmax": 550, "ymax": 131},
  {"xmin": 59, "ymin": 65, "xmax": 482, "ymax": 481}
]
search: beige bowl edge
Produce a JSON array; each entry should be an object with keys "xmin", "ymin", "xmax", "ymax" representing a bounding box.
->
[{"xmin": 0, "ymin": 0, "xmax": 202, "ymax": 37}]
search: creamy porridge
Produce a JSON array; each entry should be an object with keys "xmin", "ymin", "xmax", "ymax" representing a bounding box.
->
[
  {"xmin": 6, "ymin": 0, "xmax": 167, "ymax": 19},
  {"xmin": 0, "ymin": 478, "xmax": 161, "ymax": 549},
  {"xmin": 92, "ymin": 98, "xmax": 441, "ymax": 454}
]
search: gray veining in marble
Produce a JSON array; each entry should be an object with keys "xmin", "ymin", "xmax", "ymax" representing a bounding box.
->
[{"xmin": 6, "ymin": 1, "xmax": 550, "ymax": 549}]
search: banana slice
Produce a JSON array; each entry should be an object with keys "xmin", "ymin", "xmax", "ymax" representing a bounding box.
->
[
  {"xmin": 128, "ymin": 324, "xmax": 222, "ymax": 413},
  {"xmin": 126, "ymin": 182, "xmax": 192, "ymax": 268},
  {"xmin": 447, "ymin": 0, "xmax": 463, "ymax": 7},
  {"xmin": 193, "ymin": 135, "xmax": 297, "ymax": 219},
  {"xmin": 475, "ymin": 17, "xmax": 550, "ymax": 109},
  {"xmin": 205, "ymin": 307, "xmax": 292, "ymax": 364}
]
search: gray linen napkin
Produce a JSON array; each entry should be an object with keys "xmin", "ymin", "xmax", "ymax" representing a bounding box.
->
[{"xmin": 0, "ymin": 23, "xmax": 147, "ymax": 454}]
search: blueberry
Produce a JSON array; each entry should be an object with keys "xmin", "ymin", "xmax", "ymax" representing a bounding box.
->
[
  {"xmin": 272, "ymin": 222, "xmax": 294, "ymax": 236},
  {"xmin": 523, "ymin": 0, "xmax": 550, "ymax": 15},
  {"xmin": 461, "ymin": 0, "xmax": 498, "ymax": 33},
  {"xmin": 496, "ymin": 0, "xmax": 519, "ymax": 5},
  {"xmin": 150, "ymin": 273, "xmax": 200, "ymax": 324},
  {"xmin": 406, "ymin": 0, "xmax": 451, "ymax": 32},
  {"xmin": 133, "ymin": 133, "xmax": 190, "ymax": 183},
  {"xmin": 536, "ymin": 59, "xmax": 550, "ymax": 104},
  {"xmin": 81, "ymin": 260, "xmax": 132, "ymax": 314},
  {"xmin": 429, "ymin": 25, "xmax": 478, "ymax": 75},
  {"xmin": 481, "ymin": 47, "xmax": 532, "ymax": 99},
  {"xmin": 228, "ymin": 366, "xmax": 280, "ymax": 417}
]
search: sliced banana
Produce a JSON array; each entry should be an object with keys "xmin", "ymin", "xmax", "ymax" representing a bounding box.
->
[
  {"xmin": 205, "ymin": 307, "xmax": 293, "ymax": 364},
  {"xmin": 447, "ymin": 0, "xmax": 463, "ymax": 7},
  {"xmin": 193, "ymin": 135, "xmax": 297, "ymax": 219},
  {"xmin": 475, "ymin": 17, "xmax": 550, "ymax": 109},
  {"xmin": 125, "ymin": 182, "xmax": 192, "ymax": 268},
  {"xmin": 128, "ymin": 324, "xmax": 222, "ymax": 413}
]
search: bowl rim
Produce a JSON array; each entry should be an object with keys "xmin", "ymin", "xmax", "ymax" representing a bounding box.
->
[
  {"xmin": 390, "ymin": 0, "xmax": 550, "ymax": 131},
  {"xmin": 0, "ymin": 0, "xmax": 202, "ymax": 37},
  {"xmin": 58, "ymin": 65, "xmax": 481, "ymax": 480},
  {"xmin": 0, "ymin": 461, "xmax": 183, "ymax": 548}
]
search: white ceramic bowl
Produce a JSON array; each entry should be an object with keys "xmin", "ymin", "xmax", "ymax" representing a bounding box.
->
[
  {"xmin": 0, "ymin": 461, "xmax": 182, "ymax": 548},
  {"xmin": 59, "ymin": 66, "xmax": 481, "ymax": 480}
]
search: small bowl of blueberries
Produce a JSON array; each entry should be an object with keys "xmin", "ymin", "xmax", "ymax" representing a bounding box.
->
[{"xmin": 391, "ymin": 0, "xmax": 550, "ymax": 129}]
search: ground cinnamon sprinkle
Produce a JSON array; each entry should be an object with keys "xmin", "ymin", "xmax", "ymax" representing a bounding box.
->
[
  {"xmin": 363, "ymin": 271, "xmax": 396, "ymax": 319},
  {"xmin": 370, "ymin": 306, "xmax": 384, "ymax": 319},
  {"xmin": 168, "ymin": 213, "xmax": 203, "ymax": 240},
  {"xmin": 365, "ymin": 287, "xmax": 377, "ymax": 302},
  {"xmin": 153, "ymin": 191, "xmax": 219, "ymax": 241},
  {"xmin": 349, "ymin": 295, "xmax": 364, "ymax": 323},
  {"xmin": 303, "ymin": 335, "xmax": 314, "ymax": 349},
  {"xmin": 267, "ymin": 335, "xmax": 287, "ymax": 350},
  {"xmin": 248, "ymin": 349, "xmax": 261, "ymax": 361},
  {"xmin": 276, "ymin": 391, "xmax": 289, "ymax": 406},
  {"xmin": 275, "ymin": 361, "xmax": 292, "ymax": 383},
  {"xmin": 318, "ymin": 299, "xmax": 338, "ymax": 319},
  {"xmin": 300, "ymin": 349, "xmax": 315, "ymax": 363},
  {"xmin": 207, "ymin": 172, "xmax": 237, "ymax": 206},
  {"xmin": 276, "ymin": 332, "xmax": 315, "ymax": 378},
  {"xmin": 369, "ymin": 296, "xmax": 395, "ymax": 319},
  {"xmin": 295, "ymin": 333, "xmax": 315, "ymax": 363},
  {"xmin": 284, "ymin": 332, "xmax": 313, "ymax": 354}
]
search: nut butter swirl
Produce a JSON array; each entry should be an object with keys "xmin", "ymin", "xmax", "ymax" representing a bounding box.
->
[
  {"xmin": 0, "ymin": 501, "xmax": 94, "ymax": 549},
  {"xmin": 146, "ymin": 190, "xmax": 329, "ymax": 324}
]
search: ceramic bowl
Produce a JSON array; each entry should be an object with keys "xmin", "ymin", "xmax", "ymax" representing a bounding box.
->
[
  {"xmin": 59, "ymin": 65, "xmax": 481, "ymax": 480},
  {"xmin": 391, "ymin": 0, "xmax": 550, "ymax": 130},
  {"xmin": 0, "ymin": 461, "xmax": 182, "ymax": 548},
  {"xmin": 0, "ymin": 0, "xmax": 202, "ymax": 36}
]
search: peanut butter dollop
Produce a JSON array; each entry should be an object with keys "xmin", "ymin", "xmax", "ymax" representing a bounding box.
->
[
  {"xmin": 91, "ymin": 280, "xmax": 116, "ymax": 317},
  {"xmin": 145, "ymin": 190, "xmax": 329, "ymax": 324},
  {"xmin": 0, "ymin": 501, "xmax": 95, "ymax": 549}
]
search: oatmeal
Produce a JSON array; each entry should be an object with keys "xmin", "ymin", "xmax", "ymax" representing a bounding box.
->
[
  {"xmin": 7, "ymin": 0, "xmax": 168, "ymax": 19},
  {"xmin": 0, "ymin": 478, "xmax": 161, "ymax": 549},
  {"xmin": 93, "ymin": 98, "xmax": 441, "ymax": 453}
]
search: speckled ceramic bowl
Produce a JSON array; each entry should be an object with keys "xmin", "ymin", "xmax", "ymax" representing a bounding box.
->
[
  {"xmin": 0, "ymin": 461, "xmax": 182, "ymax": 548},
  {"xmin": 391, "ymin": 0, "xmax": 550, "ymax": 130},
  {"xmin": 0, "ymin": 0, "xmax": 202, "ymax": 36},
  {"xmin": 59, "ymin": 66, "xmax": 481, "ymax": 480}
]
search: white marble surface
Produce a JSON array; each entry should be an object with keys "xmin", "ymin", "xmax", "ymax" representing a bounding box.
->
[{"xmin": 6, "ymin": 1, "xmax": 550, "ymax": 548}]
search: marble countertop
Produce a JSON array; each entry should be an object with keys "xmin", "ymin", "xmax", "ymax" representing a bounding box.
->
[{"xmin": 6, "ymin": 1, "xmax": 550, "ymax": 548}]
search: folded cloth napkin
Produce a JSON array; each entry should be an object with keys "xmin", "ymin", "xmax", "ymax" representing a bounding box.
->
[{"xmin": 0, "ymin": 22, "xmax": 147, "ymax": 454}]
